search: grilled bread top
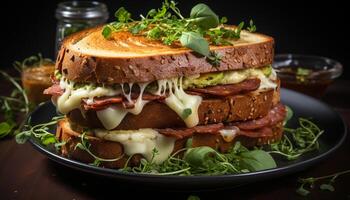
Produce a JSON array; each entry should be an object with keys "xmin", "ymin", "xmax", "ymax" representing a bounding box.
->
[{"xmin": 56, "ymin": 26, "xmax": 274, "ymax": 84}]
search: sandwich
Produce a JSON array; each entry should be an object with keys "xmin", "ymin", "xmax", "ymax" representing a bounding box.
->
[{"xmin": 44, "ymin": 2, "xmax": 286, "ymax": 169}]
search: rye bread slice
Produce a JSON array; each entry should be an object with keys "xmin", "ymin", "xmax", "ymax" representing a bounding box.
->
[
  {"xmin": 57, "ymin": 26, "xmax": 274, "ymax": 84},
  {"xmin": 56, "ymin": 119, "xmax": 283, "ymax": 169}
]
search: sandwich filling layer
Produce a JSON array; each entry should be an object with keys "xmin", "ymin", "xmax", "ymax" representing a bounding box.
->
[
  {"xmin": 60, "ymin": 103, "xmax": 286, "ymax": 164},
  {"xmin": 46, "ymin": 66, "xmax": 277, "ymax": 130}
]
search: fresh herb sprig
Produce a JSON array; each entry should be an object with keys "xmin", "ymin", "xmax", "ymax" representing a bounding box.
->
[
  {"xmin": 15, "ymin": 116, "xmax": 65, "ymax": 150},
  {"xmin": 0, "ymin": 54, "xmax": 53, "ymax": 139},
  {"xmin": 122, "ymin": 142, "xmax": 276, "ymax": 175},
  {"xmin": 0, "ymin": 70, "xmax": 30, "ymax": 139},
  {"xmin": 296, "ymin": 170, "xmax": 350, "ymax": 196},
  {"xmin": 268, "ymin": 118, "xmax": 323, "ymax": 160},
  {"xmin": 102, "ymin": 1, "xmax": 251, "ymax": 60},
  {"xmin": 247, "ymin": 19, "xmax": 256, "ymax": 32},
  {"xmin": 74, "ymin": 131, "xmax": 124, "ymax": 166}
]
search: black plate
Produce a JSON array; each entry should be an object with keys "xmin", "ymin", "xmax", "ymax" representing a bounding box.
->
[{"xmin": 29, "ymin": 89, "xmax": 347, "ymax": 189}]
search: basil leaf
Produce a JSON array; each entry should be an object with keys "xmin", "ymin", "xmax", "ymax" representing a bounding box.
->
[
  {"xmin": 180, "ymin": 32, "xmax": 209, "ymax": 56},
  {"xmin": 184, "ymin": 146, "xmax": 217, "ymax": 168},
  {"xmin": 41, "ymin": 134, "xmax": 57, "ymax": 145},
  {"xmin": 239, "ymin": 150, "xmax": 277, "ymax": 171},
  {"xmin": 115, "ymin": 7, "xmax": 131, "ymax": 23},
  {"xmin": 102, "ymin": 26, "xmax": 112, "ymax": 39},
  {"xmin": 190, "ymin": 3, "xmax": 219, "ymax": 29},
  {"xmin": 320, "ymin": 184, "xmax": 335, "ymax": 192},
  {"xmin": 182, "ymin": 108, "xmax": 192, "ymax": 119},
  {"xmin": 0, "ymin": 122, "xmax": 12, "ymax": 138}
]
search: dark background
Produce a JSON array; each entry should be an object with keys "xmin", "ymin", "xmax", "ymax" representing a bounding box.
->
[{"xmin": 1, "ymin": 0, "xmax": 348, "ymax": 79}]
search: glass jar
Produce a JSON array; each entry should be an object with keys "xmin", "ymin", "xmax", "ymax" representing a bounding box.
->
[{"xmin": 55, "ymin": 1, "xmax": 109, "ymax": 55}]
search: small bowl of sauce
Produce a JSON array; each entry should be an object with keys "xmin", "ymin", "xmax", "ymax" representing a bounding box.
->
[
  {"xmin": 20, "ymin": 56, "xmax": 55, "ymax": 104},
  {"xmin": 273, "ymin": 54, "xmax": 343, "ymax": 98}
]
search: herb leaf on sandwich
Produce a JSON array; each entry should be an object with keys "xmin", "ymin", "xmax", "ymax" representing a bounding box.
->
[{"xmin": 102, "ymin": 0, "xmax": 255, "ymax": 59}]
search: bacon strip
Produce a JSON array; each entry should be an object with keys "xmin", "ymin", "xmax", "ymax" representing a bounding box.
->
[
  {"xmin": 239, "ymin": 127, "xmax": 273, "ymax": 138},
  {"xmin": 43, "ymin": 83, "xmax": 63, "ymax": 96},
  {"xmin": 187, "ymin": 78, "xmax": 260, "ymax": 97},
  {"xmin": 232, "ymin": 104, "xmax": 286, "ymax": 130},
  {"xmin": 46, "ymin": 78, "xmax": 261, "ymax": 110},
  {"xmin": 157, "ymin": 123, "xmax": 224, "ymax": 139},
  {"xmin": 82, "ymin": 93, "xmax": 165, "ymax": 110},
  {"xmin": 157, "ymin": 104, "xmax": 286, "ymax": 139}
]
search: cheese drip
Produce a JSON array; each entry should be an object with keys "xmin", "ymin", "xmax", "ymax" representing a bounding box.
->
[
  {"xmin": 57, "ymin": 79, "xmax": 121, "ymax": 114},
  {"xmin": 94, "ymin": 129, "xmax": 175, "ymax": 164},
  {"xmin": 96, "ymin": 83, "xmax": 149, "ymax": 130},
  {"xmin": 155, "ymin": 77, "xmax": 202, "ymax": 127}
]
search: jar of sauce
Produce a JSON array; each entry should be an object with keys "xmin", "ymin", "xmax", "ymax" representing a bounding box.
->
[
  {"xmin": 55, "ymin": 1, "xmax": 109, "ymax": 55},
  {"xmin": 21, "ymin": 61, "xmax": 55, "ymax": 105}
]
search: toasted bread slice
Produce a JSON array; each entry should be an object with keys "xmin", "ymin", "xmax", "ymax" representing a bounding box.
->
[
  {"xmin": 67, "ymin": 88, "xmax": 278, "ymax": 130},
  {"xmin": 57, "ymin": 26, "xmax": 274, "ymax": 84},
  {"xmin": 56, "ymin": 119, "xmax": 283, "ymax": 169}
]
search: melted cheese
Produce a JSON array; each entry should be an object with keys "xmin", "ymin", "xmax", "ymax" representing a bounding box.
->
[
  {"xmin": 155, "ymin": 77, "xmax": 202, "ymax": 127},
  {"xmin": 94, "ymin": 129, "xmax": 175, "ymax": 164},
  {"xmin": 57, "ymin": 79, "xmax": 121, "ymax": 114},
  {"xmin": 96, "ymin": 83, "xmax": 149, "ymax": 130},
  {"xmin": 56, "ymin": 68, "xmax": 276, "ymax": 130},
  {"xmin": 250, "ymin": 70, "xmax": 277, "ymax": 90},
  {"xmin": 219, "ymin": 126, "xmax": 240, "ymax": 142},
  {"xmin": 96, "ymin": 105, "xmax": 128, "ymax": 130},
  {"xmin": 222, "ymin": 68, "xmax": 277, "ymax": 90}
]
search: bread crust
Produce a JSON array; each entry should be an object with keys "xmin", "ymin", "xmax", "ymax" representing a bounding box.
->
[{"xmin": 56, "ymin": 26, "xmax": 274, "ymax": 84}]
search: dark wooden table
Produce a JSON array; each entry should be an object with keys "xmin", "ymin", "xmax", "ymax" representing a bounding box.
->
[{"xmin": 1, "ymin": 79, "xmax": 349, "ymax": 200}]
